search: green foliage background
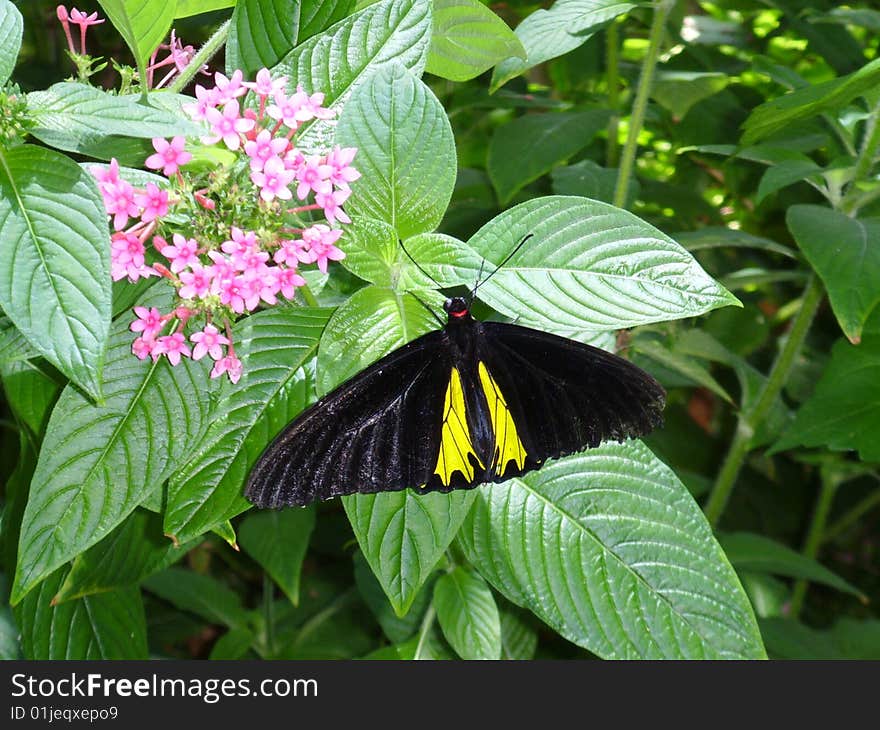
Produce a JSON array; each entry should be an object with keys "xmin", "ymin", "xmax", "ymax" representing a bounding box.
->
[{"xmin": 1, "ymin": 0, "xmax": 879, "ymax": 660}]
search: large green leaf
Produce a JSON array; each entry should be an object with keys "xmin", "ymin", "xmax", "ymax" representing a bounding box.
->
[
  {"xmin": 0, "ymin": 359, "xmax": 62, "ymax": 439},
  {"xmin": 433, "ymin": 566, "xmax": 501, "ymax": 660},
  {"xmin": 488, "ymin": 110, "xmax": 612, "ymax": 204},
  {"xmin": 719, "ymin": 532, "xmax": 864, "ymax": 600},
  {"xmin": 490, "ymin": 0, "xmax": 635, "ymax": 91},
  {"xmin": 227, "ymin": 0, "xmax": 299, "ymax": 78},
  {"xmin": 175, "ymin": 0, "xmax": 235, "ymax": 18},
  {"xmin": 425, "ymin": 0, "xmax": 525, "ymax": 82},
  {"xmin": 458, "ymin": 442, "xmax": 766, "ymax": 659},
  {"xmin": 0, "ymin": 313, "xmax": 38, "ymax": 366},
  {"xmin": 500, "ymin": 609, "xmax": 537, "ymax": 660},
  {"xmin": 143, "ymin": 567, "xmax": 250, "ymax": 628},
  {"xmin": 238, "ymin": 506, "xmax": 316, "ymax": 605},
  {"xmin": 165, "ymin": 307, "xmax": 330, "ymax": 544},
  {"xmin": 788, "ymin": 205, "xmax": 880, "ymax": 344},
  {"xmin": 298, "ymin": 0, "xmax": 356, "ymax": 43},
  {"xmin": 27, "ymin": 83, "xmax": 201, "ymax": 159},
  {"xmin": 54, "ymin": 509, "xmax": 193, "ymax": 604},
  {"xmin": 651, "ymin": 72, "xmax": 730, "ymax": 120},
  {"xmin": 12, "ymin": 287, "xmax": 215, "ymax": 604},
  {"xmin": 760, "ymin": 617, "xmax": 880, "ymax": 660},
  {"xmin": 0, "ymin": 0, "xmax": 23, "ymax": 85},
  {"xmin": 742, "ymin": 56, "xmax": 880, "ymax": 144},
  {"xmin": 0, "ymin": 144, "xmax": 110, "ymax": 399},
  {"xmin": 15, "ymin": 569, "xmax": 147, "ymax": 659},
  {"xmin": 772, "ymin": 317, "xmax": 880, "ymax": 461},
  {"xmin": 273, "ymin": 0, "xmax": 432, "ymax": 153},
  {"xmin": 551, "ymin": 159, "xmax": 639, "ymax": 207},
  {"xmin": 98, "ymin": 0, "xmax": 176, "ymax": 74},
  {"xmin": 409, "ymin": 196, "xmax": 739, "ymax": 335},
  {"xmin": 344, "ymin": 489, "xmax": 475, "ymax": 616},
  {"xmin": 335, "ymin": 63, "xmax": 455, "ymax": 238}
]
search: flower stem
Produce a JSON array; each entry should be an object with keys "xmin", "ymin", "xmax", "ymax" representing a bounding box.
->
[
  {"xmin": 789, "ymin": 470, "xmax": 840, "ymax": 618},
  {"xmin": 299, "ymin": 283, "xmax": 319, "ymax": 308},
  {"xmin": 613, "ymin": 0, "xmax": 675, "ymax": 208},
  {"xmin": 168, "ymin": 19, "xmax": 230, "ymax": 94},
  {"xmin": 703, "ymin": 274, "xmax": 824, "ymax": 527},
  {"xmin": 605, "ymin": 18, "xmax": 621, "ymax": 168},
  {"xmin": 414, "ymin": 605, "xmax": 436, "ymax": 660}
]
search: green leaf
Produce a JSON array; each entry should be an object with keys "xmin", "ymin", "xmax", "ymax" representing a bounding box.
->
[
  {"xmin": 238, "ymin": 506, "xmax": 316, "ymax": 605},
  {"xmin": 0, "ymin": 0, "xmax": 23, "ymax": 85},
  {"xmin": 316, "ymin": 285, "xmax": 440, "ymax": 395},
  {"xmin": 227, "ymin": 0, "xmax": 299, "ymax": 78},
  {"xmin": 742, "ymin": 56, "xmax": 880, "ymax": 145},
  {"xmin": 633, "ymin": 338, "xmax": 733, "ymax": 404},
  {"xmin": 15, "ymin": 570, "xmax": 147, "ymax": 659},
  {"xmin": 0, "ymin": 144, "xmax": 110, "ymax": 399},
  {"xmin": 344, "ymin": 490, "xmax": 476, "ymax": 616},
  {"xmin": 98, "ymin": 0, "xmax": 176, "ymax": 75},
  {"xmin": 12, "ymin": 287, "xmax": 215, "ymax": 604},
  {"xmin": 771, "ymin": 323, "xmax": 880, "ymax": 461},
  {"xmin": 426, "ymin": 0, "xmax": 525, "ymax": 82},
  {"xmin": 719, "ymin": 532, "xmax": 864, "ymax": 600},
  {"xmin": 299, "ymin": 1, "xmax": 356, "ymax": 43},
  {"xmin": 274, "ymin": 0, "xmax": 432, "ymax": 154},
  {"xmin": 336, "ymin": 63, "xmax": 455, "ymax": 238},
  {"xmin": 788, "ymin": 205, "xmax": 880, "ymax": 344},
  {"xmin": 412, "ymin": 196, "xmax": 739, "ymax": 335},
  {"xmin": 26, "ymin": 83, "xmax": 201, "ymax": 159},
  {"xmin": 433, "ymin": 566, "xmax": 501, "ymax": 660},
  {"xmin": 165, "ymin": 307, "xmax": 329, "ymax": 544},
  {"xmin": 755, "ymin": 160, "xmax": 823, "ymax": 205},
  {"xmin": 54, "ymin": 509, "xmax": 193, "ymax": 604},
  {"xmin": 488, "ymin": 110, "xmax": 612, "ymax": 204},
  {"xmin": 500, "ymin": 609, "xmax": 537, "ymax": 660},
  {"xmin": 353, "ymin": 549, "xmax": 431, "ymax": 642},
  {"xmin": 551, "ymin": 159, "xmax": 639, "ymax": 207},
  {"xmin": 0, "ymin": 312, "xmax": 38, "ymax": 365},
  {"xmin": 810, "ymin": 7, "xmax": 880, "ymax": 34},
  {"xmin": 175, "ymin": 0, "xmax": 235, "ymax": 18},
  {"xmin": 674, "ymin": 227, "xmax": 798, "ymax": 259},
  {"xmin": 760, "ymin": 617, "xmax": 880, "ymax": 660},
  {"xmin": 0, "ymin": 359, "xmax": 62, "ymax": 439},
  {"xmin": 210, "ymin": 627, "xmax": 256, "ymax": 659},
  {"xmin": 144, "ymin": 567, "xmax": 250, "ymax": 628},
  {"xmin": 490, "ymin": 0, "xmax": 635, "ymax": 91},
  {"xmin": 651, "ymin": 72, "xmax": 729, "ymax": 119},
  {"xmin": 338, "ymin": 217, "xmax": 399, "ymax": 286},
  {"xmin": 0, "ymin": 601, "xmax": 19, "ymax": 659},
  {"xmin": 457, "ymin": 442, "xmax": 766, "ymax": 659}
]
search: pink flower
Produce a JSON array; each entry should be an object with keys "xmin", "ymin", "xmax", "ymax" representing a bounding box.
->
[
  {"xmin": 302, "ymin": 224, "xmax": 345, "ymax": 273},
  {"xmin": 130, "ymin": 306, "xmax": 165, "ymax": 339},
  {"xmin": 190, "ymin": 324, "xmax": 229, "ymax": 361},
  {"xmin": 244, "ymin": 68, "xmax": 287, "ymax": 98},
  {"xmin": 132, "ymin": 337, "xmax": 155, "ymax": 360},
  {"xmin": 250, "ymin": 156, "xmax": 295, "ymax": 202},
  {"xmin": 154, "ymin": 332, "xmax": 191, "ymax": 366},
  {"xmin": 145, "ymin": 136, "xmax": 191, "ymax": 176},
  {"xmin": 326, "ymin": 146, "xmax": 361, "ymax": 188},
  {"xmin": 183, "ymin": 84, "xmax": 219, "ymax": 121},
  {"xmin": 211, "ymin": 354, "xmax": 243, "ymax": 384},
  {"xmin": 207, "ymin": 251, "xmax": 237, "ymax": 287},
  {"xmin": 217, "ymin": 275, "xmax": 246, "ymax": 313},
  {"xmin": 276, "ymin": 266, "xmax": 306, "ymax": 299},
  {"xmin": 221, "ymin": 226, "xmax": 259, "ymax": 256},
  {"xmin": 178, "ymin": 263, "xmax": 213, "ymax": 299},
  {"xmin": 267, "ymin": 85, "xmax": 331, "ymax": 130},
  {"xmin": 315, "ymin": 187, "xmax": 352, "ymax": 225},
  {"xmin": 273, "ymin": 238, "xmax": 311, "ymax": 266},
  {"xmin": 212, "ymin": 70, "xmax": 247, "ymax": 104},
  {"xmin": 102, "ymin": 180, "xmax": 140, "ymax": 230},
  {"xmin": 111, "ymin": 232, "xmax": 152, "ymax": 281},
  {"xmin": 91, "ymin": 158, "xmax": 120, "ymax": 190},
  {"xmin": 203, "ymin": 100, "xmax": 255, "ymax": 151},
  {"xmin": 295, "ymin": 155, "xmax": 332, "ymax": 200},
  {"xmin": 69, "ymin": 8, "xmax": 104, "ymax": 27},
  {"xmin": 243, "ymin": 129, "xmax": 289, "ymax": 172},
  {"xmin": 160, "ymin": 233, "xmax": 200, "ymax": 273},
  {"xmin": 134, "ymin": 182, "xmax": 170, "ymax": 222}
]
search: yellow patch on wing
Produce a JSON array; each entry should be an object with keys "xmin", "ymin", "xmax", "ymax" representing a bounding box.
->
[
  {"xmin": 478, "ymin": 361, "xmax": 527, "ymax": 476},
  {"xmin": 433, "ymin": 368, "xmax": 482, "ymax": 486}
]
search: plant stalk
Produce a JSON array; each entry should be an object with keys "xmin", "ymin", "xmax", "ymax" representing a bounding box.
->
[
  {"xmin": 789, "ymin": 472, "xmax": 840, "ymax": 618},
  {"xmin": 841, "ymin": 97, "xmax": 880, "ymax": 215},
  {"xmin": 822, "ymin": 481, "xmax": 880, "ymax": 544},
  {"xmin": 414, "ymin": 605, "xmax": 436, "ymax": 660},
  {"xmin": 613, "ymin": 0, "xmax": 675, "ymax": 208},
  {"xmin": 704, "ymin": 274, "xmax": 824, "ymax": 527},
  {"xmin": 263, "ymin": 572, "xmax": 275, "ymax": 657},
  {"xmin": 168, "ymin": 19, "xmax": 230, "ymax": 94}
]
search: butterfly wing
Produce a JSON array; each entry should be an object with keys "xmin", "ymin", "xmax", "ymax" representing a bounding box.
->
[
  {"xmin": 246, "ymin": 331, "xmax": 451, "ymax": 507},
  {"xmin": 477, "ymin": 322, "xmax": 665, "ymax": 471}
]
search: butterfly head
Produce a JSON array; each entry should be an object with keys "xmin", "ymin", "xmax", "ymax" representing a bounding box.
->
[{"xmin": 444, "ymin": 297, "xmax": 469, "ymax": 320}]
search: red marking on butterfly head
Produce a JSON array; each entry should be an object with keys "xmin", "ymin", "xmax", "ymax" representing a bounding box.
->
[{"xmin": 444, "ymin": 297, "xmax": 469, "ymax": 319}]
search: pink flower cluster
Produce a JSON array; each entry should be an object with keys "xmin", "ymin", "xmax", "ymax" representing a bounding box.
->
[{"xmin": 94, "ymin": 67, "xmax": 359, "ymax": 383}]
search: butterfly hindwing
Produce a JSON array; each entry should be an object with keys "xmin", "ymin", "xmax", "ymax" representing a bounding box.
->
[
  {"xmin": 476, "ymin": 322, "xmax": 665, "ymax": 469},
  {"xmin": 246, "ymin": 331, "xmax": 451, "ymax": 507}
]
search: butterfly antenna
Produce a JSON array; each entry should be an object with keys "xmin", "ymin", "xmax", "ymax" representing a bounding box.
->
[
  {"xmin": 407, "ymin": 290, "xmax": 445, "ymax": 328},
  {"xmin": 472, "ymin": 233, "xmax": 534, "ymax": 299},
  {"xmin": 398, "ymin": 238, "xmax": 443, "ymax": 290}
]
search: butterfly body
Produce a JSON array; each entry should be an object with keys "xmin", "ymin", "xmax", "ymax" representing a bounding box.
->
[{"xmin": 246, "ymin": 296, "xmax": 665, "ymax": 507}]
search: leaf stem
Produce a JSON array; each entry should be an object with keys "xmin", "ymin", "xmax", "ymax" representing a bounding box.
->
[
  {"xmin": 605, "ymin": 18, "xmax": 622, "ymax": 168},
  {"xmin": 414, "ymin": 605, "xmax": 436, "ymax": 660},
  {"xmin": 299, "ymin": 282, "xmax": 319, "ymax": 307},
  {"xmin": 789, "ymin": 469, "xmax": 840, "ymax": 618},
  {"xmin": 841, "ymin": 97, "xmax": 880, "ymax": 215},
  {"xmin": 613, "ymin": 0, "xmax": 675, "ymax": 208},
  {"xmin": 704, "ymin": 274, "xmax": 825, "ymax": 527},
  {"xmin": 168, "ymin": 19, "xmax": 230, "ymax": 94},
  {"xmin": 822, "ymin": 478, "xmax": 880, "ymax": 544}
]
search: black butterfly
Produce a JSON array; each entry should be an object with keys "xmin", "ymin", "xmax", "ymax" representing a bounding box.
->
[{"xmin": 246, "ymin": 241, "xmax": 665, "ymax": 507}]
